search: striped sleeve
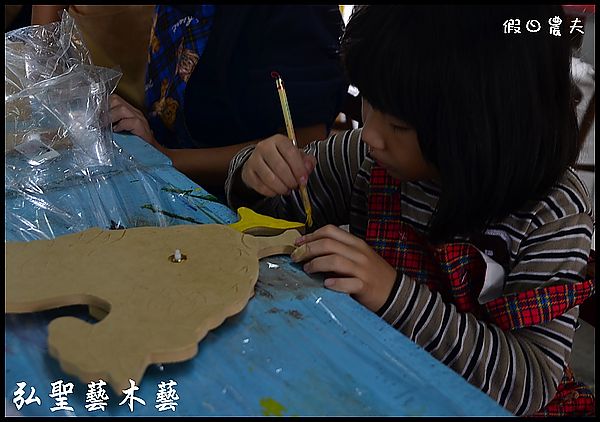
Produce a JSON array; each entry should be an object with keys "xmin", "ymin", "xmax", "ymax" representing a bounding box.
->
[
  {"xmin": 225, "ymin": 144, "xmax": 257, "ymax": 210},
  {"xmin": 225, "ymin": 129, "xmax": 366, "ymax": 228},
  {"xmin": 377, "ymin": 197, "xmax": 593, "ymax": 415},
  {"xmin": 379, "ymin": 271, "xmax": 581, "ymax": 415},
  {"xmin": 507, "ymin": 215, "xmax": 593, "ymax": 288},
  {"xmin": 506, "ymin": 170, "xmax": 594, "ymax": 291}
]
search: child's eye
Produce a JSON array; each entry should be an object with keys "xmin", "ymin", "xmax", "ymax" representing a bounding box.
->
[{"xmin": 392, "ymin": 124, "xmax": 411, "ymax": 133}]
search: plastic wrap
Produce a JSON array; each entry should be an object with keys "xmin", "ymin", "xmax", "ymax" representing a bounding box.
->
[
  {"xmin": 5, "ymin": 10, "xmax": 91, "ymax": 93},
  {"xmin": 5, "ymin": 10, "xmax": 122, "ymax": 181},
  {"xmin": 5, "ymin": 133, "xmax": 233, "ymax": 242}
]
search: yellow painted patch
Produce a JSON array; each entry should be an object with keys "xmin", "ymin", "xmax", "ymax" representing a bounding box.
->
[
  {"xmin": 259, "ymin": 397, "xmax": 286, "ymax": 416},
  {"xmin": 229, "ymin": 207, "xmax": 305, "ymax": 235}
]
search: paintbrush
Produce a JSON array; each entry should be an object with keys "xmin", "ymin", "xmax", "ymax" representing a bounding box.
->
[{"xmin": 271, "ymin": 71, "xmax": 313, "ymax": 228}]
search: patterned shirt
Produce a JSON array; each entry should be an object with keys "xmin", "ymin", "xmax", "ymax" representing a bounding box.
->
[
  {"xmin": 145, "ymin": 5, "xmax": 346, "ymax": 149},
  {"xmin": 145, "ymin": 5, "xmax": 216, "ymax": 148},
  {"xmin": 225, "ymin": 128, "xmax": 595, "ymax": 415}
]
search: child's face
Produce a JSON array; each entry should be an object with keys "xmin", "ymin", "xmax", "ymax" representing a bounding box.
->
[{"xmin": 361, "ymin": 99, "xmax": 439, "ymax": 181}]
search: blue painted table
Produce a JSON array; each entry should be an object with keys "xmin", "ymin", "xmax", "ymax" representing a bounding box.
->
[{"xmin": 5, "ymin": 134, "xmax": 512, "ymax": 416}]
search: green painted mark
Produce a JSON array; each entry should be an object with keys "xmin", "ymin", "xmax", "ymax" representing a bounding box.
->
[
  {"xmin": 159, "ymin": 185, "xmax": 228, "ymax": 224},
  {"xmin": 161, "ymin": 186, "xmax": 221, "ymax": 203},
  {"xmin": 259, "ymin": 397, "xmax": 287, "ymax": 416},
  {"xmin": 141, "ymin": 204, "xmax": 203, "ymax": 224}
]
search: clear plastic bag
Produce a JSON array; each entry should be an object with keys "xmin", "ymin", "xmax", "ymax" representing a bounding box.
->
[{"xmin": 5, "ymin": 10, "xmax": 122, "ymax": 179}]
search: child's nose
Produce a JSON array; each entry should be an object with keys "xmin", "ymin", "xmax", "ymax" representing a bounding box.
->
[{"xmin": 361, "ymin": 123, "xmax": 385, "ymax": 151}]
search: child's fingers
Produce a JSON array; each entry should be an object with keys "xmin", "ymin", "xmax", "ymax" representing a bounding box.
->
[
  {"xmin": 243, "ymin": 134, "xmax": 315, "ymax": 197},
  {"xmin": 291, "ymin": 238, "xmax": 362, "ymax": 264},
  {"xmin": 296, "ymin": 224, "xmax": 364, "ymax": 249},
  {"xmin": 251, "ymin": 177, "xmax": 279, "ymax": 197},
  {"xmin": 110, "ymin": 96, "xmax": 145, "ymax": 121},
  {"xmin": 261, "ymin": 146, "xmax": 298, "ymax": 190},
  {"xmin": 109, "ymin": 104, "xmax": 134, "ymax": 123},
  {"xmin": 302, "ymin": 254, "xmax": 357, "ymax": 277},
  {"xmin": 253, "ymin": 136, "xmax": 299, "ymax": 190},
  {"xmin": 109, "ymin": 96, "xmax": 133, "ymax": 114},
  {"xmin": 275, "ymin": 138, "xmax": 311, "ymax": 186},
  {"xmin": 243, "ymin": 169, "xmax": 279, "ymax": 197},
  {"xmin": 252, "ymin": 157, "xmax": 291, "ymax": 195},
  {"xmin": 323, "ymin": 277, "xmax": 363, "ymax": 295},
  {"xmin": 112, "ymin": 117, "xmax": 138, "ymax": 134},
  {"xmin": 113, "ymin": 118, "xmax": 152, "ymax": 145},
  {"xmin": 109, "ymin": 94, "xmax": 123, "ymax": 108}
]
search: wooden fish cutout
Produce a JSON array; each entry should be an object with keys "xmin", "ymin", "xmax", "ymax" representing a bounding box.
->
[{"xmin": 6, "ymin": 215, "xmax": 302, "ymax": 394}]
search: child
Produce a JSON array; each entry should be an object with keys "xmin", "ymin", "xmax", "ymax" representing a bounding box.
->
[{"xmin": 225, "ymin": 5, "xmax": 595, "ymax": 416}]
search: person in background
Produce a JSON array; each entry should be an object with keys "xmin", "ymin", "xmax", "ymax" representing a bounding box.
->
[
  {"xmin": 31, "ymin": 5, "xmax": 154, "ymax": 110},
  {"xmin": 225, "ymin": 5, "xmax": 595, "ymax": 417},
  {"xmin": 108, "ymin": 5, "xmax": 348, "ymax": 197}
]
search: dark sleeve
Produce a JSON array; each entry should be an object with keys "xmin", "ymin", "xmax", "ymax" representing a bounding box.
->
[
  {"xmin": 255, "ymin": 5, "xmax": 348, "ymax": 133},
  {"xmin": 184, "ymin": 5, "xmax": 348, "ymax": 148}
]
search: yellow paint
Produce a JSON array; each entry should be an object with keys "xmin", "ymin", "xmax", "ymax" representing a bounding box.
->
[
  {"xmin": 299, "ymin": 187, "xmax": 313, "ymax": 228},
  {"xmin": 259, "ymin": 397, "xmax": 287, "ymax": 416},
  {"xmin": 229, "ymin": 207, "xmax": 305, "ymax": 235}
]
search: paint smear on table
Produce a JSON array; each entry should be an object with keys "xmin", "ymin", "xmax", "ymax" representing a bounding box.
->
[
  {"xmin": 141, "ymin": 203, "xmax": 203, "ymax": 224},
  {"xmin": 259, "ymin": 397, "xmax": 286, "ymax": 416}
]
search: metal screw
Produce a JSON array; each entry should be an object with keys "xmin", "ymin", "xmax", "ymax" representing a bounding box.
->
[{"xmin": 169, "ymin": 249, "xmax": 187, "ymax": 263}]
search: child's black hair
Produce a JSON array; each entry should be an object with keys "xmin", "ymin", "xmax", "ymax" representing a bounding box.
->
[{"xmin": 341, "ymin": 5, "xmax": 581, "ymax": 241}]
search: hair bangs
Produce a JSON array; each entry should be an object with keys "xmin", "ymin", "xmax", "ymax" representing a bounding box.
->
[
  {"xmin": 341, "ymin": 5, "xmax": 581, "ymax": 241},
  {"xmin": 342, "ymin": 6, "xmax": 441, "ymax": 147}
]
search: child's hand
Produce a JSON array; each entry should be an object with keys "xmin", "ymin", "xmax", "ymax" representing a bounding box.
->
[
  {"xmin": 109, "ymin": 94, "xmax": 165, "ymax": 154},
  {"xmin": 241, "ymin": 134, "xmax": 317, "ymax": 197},
  {"xmin": 291, "ymin": 225, "xmax": 397, "ymax": 312}
]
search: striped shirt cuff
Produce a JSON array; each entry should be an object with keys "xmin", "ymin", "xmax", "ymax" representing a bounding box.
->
[
  {"xmin": 225, "ymin": 145, "xmax": 259, "ymax": 209},
  {"xmin": 375, "ymin": 272, "xmax": 404, "ymax": 317}
]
